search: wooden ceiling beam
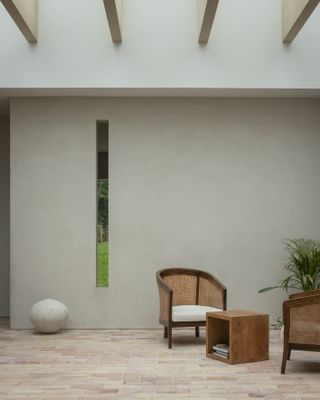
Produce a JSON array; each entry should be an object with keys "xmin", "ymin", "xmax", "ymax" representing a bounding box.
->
[
  {"xmin": 1, "ymin": 0, "xmax": 37, "ymax": 43},
  {"xmin": 198, "ymin": 0, "xmax": 219, "ymax": 43},
  {"xmin": 103, "ymin": 0, "xmax": 122, "ymax": 43},
  {"xmin": 283, "ymin": 0, "xmax": 320, "ymax": 43}
]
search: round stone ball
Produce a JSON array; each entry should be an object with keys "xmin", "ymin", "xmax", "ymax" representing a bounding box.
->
[{"xmin": 30, "ymin": 298, "xmax": 68, "ymax": 333}]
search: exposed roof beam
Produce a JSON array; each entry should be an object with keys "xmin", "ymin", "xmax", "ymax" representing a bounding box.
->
[
  {"xmin": 103, "ymin": 0, "xmax": 122, "ymax": 43},
  {"xmin": 283, "ymin": 0, "xmax": 320, "ymax": 43},
  {"xmin": 198, "ymin": 0, "xmax": 219, "ymax": 43},
  {"xmin": 1, "ymin": 0, "xmax": 37, "ymax": 43}
]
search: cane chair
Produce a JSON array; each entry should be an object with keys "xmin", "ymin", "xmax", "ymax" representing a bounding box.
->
[
  {"xmin": 281, "ymin": 289, "xmax": 320, "ymax": 374},
  {"xmin": 156, "ymin": 267, "xmax": 227, "ymax": 348}
]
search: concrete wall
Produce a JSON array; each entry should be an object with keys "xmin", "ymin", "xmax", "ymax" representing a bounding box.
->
[
  {"xmin": 0, "ymin": 115, "xmax": 10, "ymax": 317},
  {"xmin": 0, "ymin": 0, "xmax": 320, "ymax": 90},
  {"xmin": 10, "ymin": 97, "xmax": 320, "ymax": 328}
]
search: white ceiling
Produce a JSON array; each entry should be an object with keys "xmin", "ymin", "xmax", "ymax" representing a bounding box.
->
[{"xmin": 1, "ymin": 1, "xmax": 320, "ymax": 92}]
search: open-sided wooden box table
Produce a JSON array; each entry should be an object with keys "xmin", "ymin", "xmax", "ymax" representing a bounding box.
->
[{"xmin": 206, "ymin": 309, "xmax": 269, "ymax": 364}]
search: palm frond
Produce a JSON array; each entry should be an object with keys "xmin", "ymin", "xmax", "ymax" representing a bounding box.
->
[{"xmin": 259, "ymin": 238, "xmax": 320, "ymax": 294}]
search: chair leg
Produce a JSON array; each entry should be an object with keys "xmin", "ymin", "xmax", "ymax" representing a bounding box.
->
[
  {"xmin": 195, "ymin": 326, "xmax": 200, "ymax": 337},
  {"xmin": 168, "ymin": 326, "xmax": 172, "ymax": 349},
  {"xmin": 281, "ymin": 342, "xmax": 290, "ymax": 374},
  {"xmin": 164, "ymin": 327, "xmax": 168, "ymax": 338},
  {"xmin": 287, "ymin": 348, "xmax": 291, "ymax": 360}
]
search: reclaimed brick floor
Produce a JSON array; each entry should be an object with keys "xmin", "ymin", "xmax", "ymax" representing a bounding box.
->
[{"xmin": 0, "ymin": 318, "xmax": 319, "ymax": 399}]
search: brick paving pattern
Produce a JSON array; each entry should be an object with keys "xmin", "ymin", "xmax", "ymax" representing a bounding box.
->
[{"xmin": 0, "ymin": 318, "xmax": 319, "ymax": 399}]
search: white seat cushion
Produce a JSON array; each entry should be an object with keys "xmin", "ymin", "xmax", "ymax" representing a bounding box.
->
[{"xmin": 172, "ymin": 305, "xmax": 222, "ymax": 322}]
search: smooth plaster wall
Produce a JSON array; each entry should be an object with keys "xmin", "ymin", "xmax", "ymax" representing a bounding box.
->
[
  {"xmin": 10, "ymin": 97, "xmax": 320, "ymax": 329},
  {"xmin": 0, "ymin": 0, "xmax": 320, "ymax": 90},
  {"xmin": 0, "ymin": 116, "xmax": 10, "ymax": 317}
]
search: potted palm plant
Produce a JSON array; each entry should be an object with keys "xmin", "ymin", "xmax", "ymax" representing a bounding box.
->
[
  {"xmin": 259, "ymin": 238, "xmax": 320, "ymax": 334},
  {"xmin": 260, "ymin": 238, "xmax": 320, "ymax": 293}
]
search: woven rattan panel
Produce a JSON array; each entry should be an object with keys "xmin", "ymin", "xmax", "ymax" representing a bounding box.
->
[
  {"xmin": 289, "ymin": 303, "xmax": 320, "ymax": 345},
  {"xmin": 198, "ymin": 276, "xmax": 224, "ymax": 309},
  {"xmin": 158, "ymin": 285, "xmax": 170, "ymax": 321},
  {"xmin": 164, "ymin": 274, "xmax": 197, "ymax": 306}
]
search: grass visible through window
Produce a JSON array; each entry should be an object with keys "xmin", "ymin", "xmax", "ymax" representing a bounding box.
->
[{"xmin": 98, "ymin": 241, "xmax": 108, "ymax": 287}]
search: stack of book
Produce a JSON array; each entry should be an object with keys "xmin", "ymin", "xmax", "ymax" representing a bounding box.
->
[{"xmin": 212, "ymin": 344, "xmax": 229, "ymax": 359}]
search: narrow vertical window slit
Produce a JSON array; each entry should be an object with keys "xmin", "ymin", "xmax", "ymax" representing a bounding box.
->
[{"xmin": 97, "ymin": 121, "xmax": 109, "ymax": 287}]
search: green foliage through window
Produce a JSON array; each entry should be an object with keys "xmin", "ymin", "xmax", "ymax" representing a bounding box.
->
[{"xmin": 97, "ymin": 179, "xmax": 108, "ymax": 287}]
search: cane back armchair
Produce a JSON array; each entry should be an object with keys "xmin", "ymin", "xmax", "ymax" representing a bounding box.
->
[
  {"xmin": 156, "ymin": 268, "xmax": 227, "ymax": 348},
  {"xmin": 281, "ymin": 289, "xmax": 320, "ymax": 374}
]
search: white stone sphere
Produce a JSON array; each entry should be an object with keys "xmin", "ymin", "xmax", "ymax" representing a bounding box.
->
[{"xmin": 30, "ymin": 298, "xmax": 68, "ymax": 333}]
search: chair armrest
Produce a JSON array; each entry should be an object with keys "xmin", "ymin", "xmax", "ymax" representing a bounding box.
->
[
  {"xmin": 284, "ymin": 293, "xmax": 320, "ymax": 310},
  {"xmin": 156, "ymin": 273, "xmax": 173, "ymax": 323},
  {"xmin": 283, "ymin": 294, "xmax": 320, "ymax": 326},
  {"xmin": 289, "ymin": 289, "xmax": 320, "ymax": 300}
]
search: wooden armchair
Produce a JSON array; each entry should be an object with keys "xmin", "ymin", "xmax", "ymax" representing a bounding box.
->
[
  {"xmin": 281, "ymin": 289, "xmax": 320, "ymax": 374},
  {"xmin": 156, "ymin": 268, "xmax": 227, "ymax": 348}
]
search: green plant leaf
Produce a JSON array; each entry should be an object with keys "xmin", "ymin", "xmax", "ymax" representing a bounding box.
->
[
  {"xmin": 258, "ymin": 286, "xmax": 281, "ymax": 293},
  {"xmin": 259, "ymin": 238, "xmax": 320, "ymax": 294}
]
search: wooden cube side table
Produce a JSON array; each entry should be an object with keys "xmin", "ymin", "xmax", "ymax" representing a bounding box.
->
[{"xmin": 206, "ymin": 309, "xmax": 269, "ymax": 364}]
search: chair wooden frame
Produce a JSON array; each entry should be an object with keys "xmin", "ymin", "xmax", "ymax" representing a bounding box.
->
[
  {"xmin": 156, "ymin": 267, "xmax": 227, "ymax": 348},
  {"xmin": 281, "ymin": 289, "xmax": 320, "ymax": 374}
]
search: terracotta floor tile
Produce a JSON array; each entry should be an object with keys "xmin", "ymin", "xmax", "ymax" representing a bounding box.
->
[{"xmin": 0, "ymin": 319, "xmax": 319, "ymax": 399}]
